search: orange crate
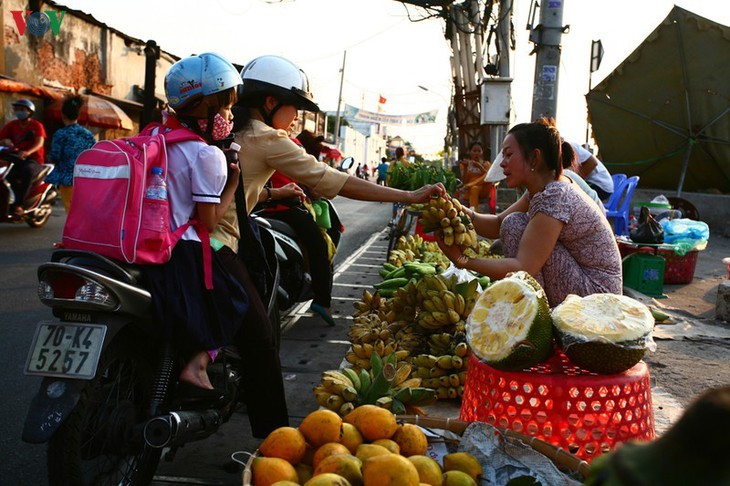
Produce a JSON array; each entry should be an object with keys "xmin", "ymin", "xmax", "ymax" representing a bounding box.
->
[
  {"xmin": 618, "ymin": 240, "xmax": 699, "ymax": 284},
  {"xmin": 460, "ymin": 352, "xmax": 654, "ymax": 461}
]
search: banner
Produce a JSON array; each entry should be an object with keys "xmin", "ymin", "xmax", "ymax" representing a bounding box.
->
[{"xmin": 343, "ymin": 104, "xmax": 437, "ymax": 126}]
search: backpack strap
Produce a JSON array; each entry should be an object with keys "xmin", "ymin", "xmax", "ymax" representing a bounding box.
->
[{"xmin": 169, "ymin": 219, "xmax": 214, "ymax": 290}]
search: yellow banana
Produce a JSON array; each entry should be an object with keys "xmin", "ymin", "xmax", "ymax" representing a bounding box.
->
[
  {"xmin": 449, "ymin": 374, "xmax": 460, "ymax": 387},
  {"xmin": 431, "ymin": 295, "xmax": 447, "ymax": 313},
  {"xmin": 437, "ymin": 355, "xmax": 454, "ymax": 370},
  {"xmin": 323, "ymin": 370, "xmax": 353, "ymax": 386},
  {"xmin": 414, "ymin": 354, "xmax": 438, "ymax": 368},
  {"xmin": 454, "ymin": 342, "xmax": 469, "ymax": 357},
  {"xmin": 432, "ymin": 311, "xmax": 451, "ymax": 325},
  {"xmin": 447, "ymin": 387, "xmax": 458, "ymax": 399},
  {"xmin": 438, "ymin": 375, "xmax": 451, "ymax": 387},
  {"xmin": 455, "ymin": 294, "xmax": 466, "ymax": 315},
  {"xmin": 326, "ymin": 394, "xmax": 345, "ymax": 411},
  {"xmin": 429, "ymin": 366, "xmax": 447, "ymax": 377},
  {"xmin": 436, "ymin": 387, "xmax": 449, "ymax": 400},
  {"xmin": 315, "ymin": 390, "xmax": 333, "ymax": 407},
  {"xmin": 395, "ymin": 377, "xmax": 423, "ymax": 389},
  {"xmin": 340, "ymin": 401, "xmax": 355, "ymax": 416},
  {"xmin": 392, "ymin": 363, "xmax": 412, "ymax": 386},
  {"xmin": 451, "ymin": 355, "xmax": 464, "ymax": 370},
  {"xmin": 345, "ymin": 352, "xmax": 359, "ymax": 365},
  {"xmin": 448, "ymin": 308, "xmax": 461, "ymax": 324}
]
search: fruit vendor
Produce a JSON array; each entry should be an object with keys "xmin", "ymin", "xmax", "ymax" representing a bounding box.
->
[{"xmin": 436, "ymin": 118, "xmax": 622, "ymax": 307}]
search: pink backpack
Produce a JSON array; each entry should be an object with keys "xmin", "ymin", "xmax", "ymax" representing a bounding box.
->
[{"xmin": 62, "ymin": 124, "xmax": 207, "ymax": 268}]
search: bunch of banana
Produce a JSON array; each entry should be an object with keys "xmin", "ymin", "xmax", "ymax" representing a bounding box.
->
[
  {"xmin": 428, "ymin": 332, "xmax": 460, "ymax": 356},
  {"xmin": 463, "ymin": 239, "xmax": 500, "ymax": 259},
  {"xmin": 387, "ymin": 248, "xmax": 417, "ymax": 267},
  {"xmin": 314, "ymin": 353, "xmax": 437, "ymax": 417},
  {"xmin": 314, "ymin": 368, "xmax": 363, "ymax": 416},
  {"xmin": 420, "ymin": 247, "xmax": 452, "ymax": 270},
  {"xmin": 352, "ymin": 289, "xmax": 386, "ymax": 317},
  {"xmin": 393, "ymin": 323, "xmax": 427, "ymax": 354},
  {"xmin": 386, "ymin": 280, "xmax": 419, "ymax": 322},
  {"xmin": 393, "ymin": 234, "xmax": 426, "ymax": 258},
  {"xmin": 418, "ymin": 195, "xmax": 478, "ymax": 250},
  {"xmin": 410, "ymin": 345, "xmax": 469, "ymax": 400}
]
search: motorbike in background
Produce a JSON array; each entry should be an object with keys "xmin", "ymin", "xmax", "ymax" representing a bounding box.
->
[
  {"xmin": 253, "ymin": 157, "xmax": 351, "ymax": 328},
  {"xmin": 0, "ymin": 148, "xmax": 57, "ymax": 227}
]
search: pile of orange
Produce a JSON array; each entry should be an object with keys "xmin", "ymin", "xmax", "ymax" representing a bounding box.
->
[{"xmin": 249, "ymin": 404, "xmax": 483, "ymax": 486}]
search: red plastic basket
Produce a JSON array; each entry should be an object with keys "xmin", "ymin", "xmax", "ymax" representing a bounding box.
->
[
  {"xmin": 618, "ymin": 241, "xmax": 699, "ymax": 284},
  {"xmin": 459, "ymin": 352, "xmax": 655, "ymax": 461}
]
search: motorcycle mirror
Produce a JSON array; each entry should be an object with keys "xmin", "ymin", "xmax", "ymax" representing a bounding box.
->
[{"xmin": 339, "ymin": 157, "xmax": 354, "ymax": 171}]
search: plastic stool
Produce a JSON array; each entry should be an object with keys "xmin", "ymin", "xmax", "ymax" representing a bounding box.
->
[{"xmin": 460, "ymin": 352, "xmax": 655, "ymax": 461}]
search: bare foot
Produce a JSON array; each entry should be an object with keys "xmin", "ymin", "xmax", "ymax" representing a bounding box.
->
[{"xmin": 179, "ymin": 351, "xmax": 214, "ymax": 390}]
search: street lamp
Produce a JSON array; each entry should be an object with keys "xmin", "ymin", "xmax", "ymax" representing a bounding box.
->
[{"xmin": 418, "ymin": 85, "xmax": 451, "ymax": 168}]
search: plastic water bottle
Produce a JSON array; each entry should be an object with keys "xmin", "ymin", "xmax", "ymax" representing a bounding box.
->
[{"xmin": 142, "ymin": 167, "xmax": 168, "ymax": 250}]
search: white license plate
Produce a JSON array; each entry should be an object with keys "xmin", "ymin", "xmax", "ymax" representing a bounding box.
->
[{"xmin": 25, "ymin": 322, "xmax": 106, "ymax": 379}]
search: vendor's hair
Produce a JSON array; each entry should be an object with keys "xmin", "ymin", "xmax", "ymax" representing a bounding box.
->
[
  {"xmin": 395, "ymin": 146, "xmax": 405, "ymax": 159},
  {"xmin": 61, "ymin": 95, "xmax": 84, "ymax": 121},
  {"xmin": 508, "ymin": 117, "xmax": 564, "ymax": 178}
]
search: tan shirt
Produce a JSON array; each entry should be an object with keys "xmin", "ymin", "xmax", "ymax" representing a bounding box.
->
[{"xmin": 212, "ymin": 119, "xmax": 349, "ymax": 252}]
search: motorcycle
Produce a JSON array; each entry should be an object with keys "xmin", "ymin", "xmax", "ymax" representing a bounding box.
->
[
  {"xmin": 0, "ymin": 148, "xmax": 58, "ymax": 227},
  {"xmin": 252, "ymin": 157, "xmax": 351, "ymax": 326},
  {"xmin": 21, "ymin": 145, "xmax": 283, "ymax": 485}
]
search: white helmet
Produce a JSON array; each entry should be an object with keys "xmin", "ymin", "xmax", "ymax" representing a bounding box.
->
[
  {"xmin": 239, "ymin": 55, "xmax": 319, "ymax": 112},
  {"xmin": 165, "ymin": 52, "xmax": 242, "ymax": 110}
]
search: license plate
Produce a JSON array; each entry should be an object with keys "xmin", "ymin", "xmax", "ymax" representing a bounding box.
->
[{"xmin": 25, "ymin": 322, "xmax": 106, "ymax": 379}]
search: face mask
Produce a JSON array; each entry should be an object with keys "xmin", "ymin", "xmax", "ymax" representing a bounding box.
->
[
  {"xmin": 15, "ymin": 110, "xmax": 30, "ymax": 120},
  {"xmin": 198, "ymin": 113, "xmax": 234, "ymax": 141}
]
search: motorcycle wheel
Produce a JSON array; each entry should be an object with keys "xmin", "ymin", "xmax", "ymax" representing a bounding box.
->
[
  {"xmin": 26, "ymin": 204, "xmax": 52, "ymax": 228},
  {"xmin": 47, "ymin": 336, "xmax": 161, "ymax": 485}
]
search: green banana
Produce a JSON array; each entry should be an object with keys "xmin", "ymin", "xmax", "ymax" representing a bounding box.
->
[
  {"xmin": 391, "ymin": 398, "xmax": 407, "ymax": 414},
  {"xmin": 409, "ymin": 387, "xmax": 438, "ymax": 405},
  {"xmin": 342, "ymin": 367, "xmax": 361, "ymax": 392},
  {"xmin": 391, "ymin": 386, "xmax": 413, "ymax": 403},
  {"xmin": 359, "ymin": 368, "xmax": 372, "ymax": 396},
  {"xmin": 382, "ymin": 262, "xmax": 397, "ymax": 272},
  {"xmin": 374, "ymin": 277, "xmax": 410, "ymax": 290}
]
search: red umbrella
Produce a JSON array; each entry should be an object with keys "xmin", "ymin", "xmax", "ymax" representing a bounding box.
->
[{"xmin": 45, "ymin": 94, "xmax": 134, "ymax": 130}]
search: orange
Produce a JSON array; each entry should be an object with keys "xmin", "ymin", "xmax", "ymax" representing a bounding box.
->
[
  {"xmin": 314, "ymin": 453, "xmax": 363, "ymax": 486},
  {"xmin": 393, "ymin": 423, "xmax": 429, "ymax": 456},
  {"xmin": 355, "ymin": 443, "xmax": 392, "ymax": 462},
  {"xmin": 313, "ymin": 442, "xmax": 351, "ymax": 469},
  {"xmin": 408, "ymin": 455, "xmax": 443, "ymax": 486},
  {"xmin": 303, "ymin": 473, "xmax": 353, "ymax": 485},
  {"xmin": 259, "ymin": 426, "xmax": 308, "ymax": 464},
  {"xmin": 372, "ymin": 438, "xmax": 400, "ymax": 454},
  {"xmin": 343, "ymin": 404, "xmax": 398, "ymax": 441},
  {"xmin": 251, "ymin": 456, "xmax": 299, "ymax": 486},
  {"xmin": 361, "ymin": 453, "xmax": 420, "ymax": 486},
  {"xmin": 340, "ymin": 422, "xmax": 364, "ymax": 454},
  {"xmin": 299, "ymin": 409, "xmax": 343, "ymax": 448}
]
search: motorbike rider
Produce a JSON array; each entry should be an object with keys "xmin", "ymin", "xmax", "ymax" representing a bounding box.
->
[
  {"xmin": 144, "ymin": 52, "xmax": 249, "ymax": 394},
  {"xmin": 210, "ymin": 54, "xmax": 446, "ymax": 436},
  {"xmin": 0, "ymin": 99, "xmax": 47, "ymax": 215}
]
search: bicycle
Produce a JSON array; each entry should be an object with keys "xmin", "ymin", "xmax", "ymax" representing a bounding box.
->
[{"xmin": 386, "ymin": 202, "xmax": 420, "ymax": 258}]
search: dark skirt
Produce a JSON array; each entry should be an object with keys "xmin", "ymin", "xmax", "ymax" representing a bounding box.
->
[{"xmin": 142, "ymin": 240, "xmax": 249, "ymax": 354}]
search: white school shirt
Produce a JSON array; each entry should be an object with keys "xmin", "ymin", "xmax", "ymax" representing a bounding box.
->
[
  {"xmin": 570, "ymin": 142, "xmax": 614, "ymax": 194},
  {"xmin": 165, "ymin": 140, "xmax": 227, "ymax": 242}
]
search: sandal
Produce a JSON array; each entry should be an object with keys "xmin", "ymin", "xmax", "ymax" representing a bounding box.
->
[{"xmin": 310, "ymin": 303, "xmax": 335, "ymax": 326}]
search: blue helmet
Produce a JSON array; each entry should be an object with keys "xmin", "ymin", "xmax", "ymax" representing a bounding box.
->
[
  {"xmin": 12, "ymin": 98, "xmax": 36, "ymax": 113},
  {"xmin": 164, "ymin": 52, "xmax": 242, "ymax": 110}
]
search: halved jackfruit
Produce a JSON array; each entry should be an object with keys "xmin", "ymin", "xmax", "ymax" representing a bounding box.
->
[
  {"xmin": 466, "ymin": 271, "xmax": 553, "ymax": 371},
  {"xmin": 552, "ymin": 293, "xmax": 655, "ymax": 374}
]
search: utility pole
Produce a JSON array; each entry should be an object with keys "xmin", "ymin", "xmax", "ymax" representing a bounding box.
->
[
  {"xmin": 334, "ymin": 50, "xmax": 346, "ymax": 149},
  {"xmin": 486, "ymin": 0, "xmax": 513, "ymax": 162},
  {"xmin": 529, "ymin": 0, "xmax": 567, "ymax": 121}
]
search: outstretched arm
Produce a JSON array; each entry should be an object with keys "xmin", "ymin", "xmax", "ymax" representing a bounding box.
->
[{"xmin": 338, "ymin": 175, "xmax": 446, "ymax": 203}]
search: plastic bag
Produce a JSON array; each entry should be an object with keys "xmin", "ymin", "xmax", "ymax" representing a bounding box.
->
[
  {"xmin": 630, "ymin": 206, "xmax": 664, "ymax": 244},
  {"xmin": 660, "ymin": 218, "xmax": 709, "ymax": 254}
]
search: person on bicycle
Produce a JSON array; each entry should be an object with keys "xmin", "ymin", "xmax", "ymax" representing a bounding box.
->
[{"xmin": 211, "ymin": 54, "xmax": 445, "ymax": 436}]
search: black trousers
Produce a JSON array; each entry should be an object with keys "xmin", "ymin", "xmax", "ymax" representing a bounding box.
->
[
  {"xmin": 217, "ymin": 246, "xmax": 289, "ymax": 438},
  {"xmin": 8, "ymin": 158, "xmax": 41, "ymax": 209},
  {"xmin": 266, "ymin": 208, "xmax": 333, "ymax": 308}
]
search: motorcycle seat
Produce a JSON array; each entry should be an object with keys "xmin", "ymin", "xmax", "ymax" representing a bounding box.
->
[
  {"xmin": 51, "ymin": 249, "xmax": 142, "ymax": 286},
  {"xmin": 265, "ymin": 218, "xmax": 298, "ymax": 240}
]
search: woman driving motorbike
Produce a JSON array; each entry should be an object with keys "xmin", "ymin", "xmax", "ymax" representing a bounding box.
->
[{"xmin": 211, "ymin": 54, "xmax": 445, "ymax": 436}]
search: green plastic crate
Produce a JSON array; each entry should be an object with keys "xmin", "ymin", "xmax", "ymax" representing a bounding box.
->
[{"xmin": 623, "ymin": 253, "xmax": 665, "ymax": 297}]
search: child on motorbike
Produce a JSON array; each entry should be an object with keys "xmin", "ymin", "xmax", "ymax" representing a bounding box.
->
[
  {"xmin": 145, "ymin": 52, "xmax": 248, "ymax": 394},
  {"xmin": 210, "ymin": 54, "xmax": 446, "ymax": 437}
]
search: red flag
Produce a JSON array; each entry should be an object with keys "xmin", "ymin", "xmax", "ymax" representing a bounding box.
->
[{"xmin": 378, "ymin": 94, "xmax": 387, "ymax": 104}]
